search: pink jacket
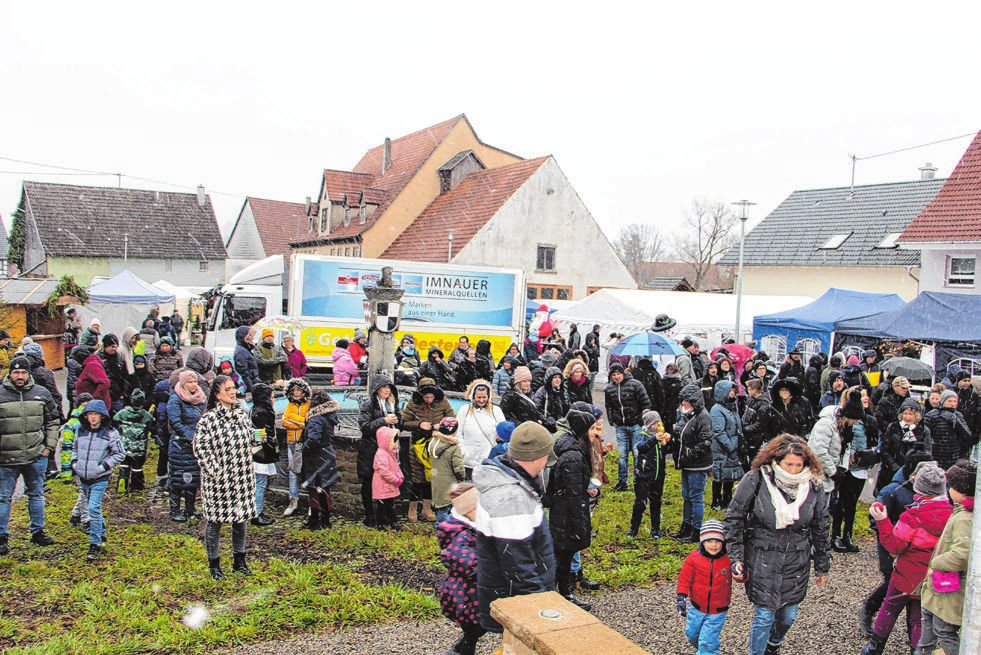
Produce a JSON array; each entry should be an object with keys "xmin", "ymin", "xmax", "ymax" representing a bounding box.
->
[
  {"xmin": 373, "ymin": 427, "xmax": 403, "ymax": 500},
  {"xmin": 877, "ymin": 494, "xmax": 953, "ymax": 595},
  {"xmin": 285, "ymin": 347, "xmax": 308, "ymax": 379},
  {"xmin": 332, "ymin": 346, "xmax": 360, "ymax": 385}
]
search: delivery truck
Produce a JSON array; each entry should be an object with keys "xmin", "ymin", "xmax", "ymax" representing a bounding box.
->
[{"xmin": 204, "ymin": 254, "xmax": 526, "ymax": 377}]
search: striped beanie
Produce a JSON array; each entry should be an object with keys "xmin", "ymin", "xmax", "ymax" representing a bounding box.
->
[{"xmin": 700, "ymin": 519, "xmax": 726, "ymax": 543}]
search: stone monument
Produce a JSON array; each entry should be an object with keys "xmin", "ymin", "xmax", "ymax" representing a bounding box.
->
[{"xmin": 363, "ymin": 266, "xmax": 404, "ymax": 390}]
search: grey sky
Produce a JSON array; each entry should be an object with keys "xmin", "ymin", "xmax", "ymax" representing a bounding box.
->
[{"xmin": 2, "ymin": 2, "xmax": 978, "ymax": 246}]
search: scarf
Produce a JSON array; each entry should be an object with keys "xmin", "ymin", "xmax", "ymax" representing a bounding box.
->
[
  {"xmin": 764, "ymin": 463, "xmax": 812, "ymax": 529},
  {"xmin": 175, "ymin": 379, "xmax": 206, "ymax": 405}
]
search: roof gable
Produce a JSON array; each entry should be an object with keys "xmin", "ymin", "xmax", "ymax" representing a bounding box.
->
[
  {"xmin": 381, "ymin": 157, "xmax": 549, "ymax": 262},
  {"xmin": 243, "ymin": 197, "xmax": 307, "ymax": 258},
  {"xmin": 719, "ymin": 179, "xmax": 946, "ymax": 268},
  {"xmin": 898, "ymin": 131, "xmax": 981, "ymax": 243},
  {"xmin": 22, "ymin": 181, "xmax": 227, "ymax": 260}
]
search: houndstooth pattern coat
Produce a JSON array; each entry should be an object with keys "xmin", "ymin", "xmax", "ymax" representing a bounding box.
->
[{"xmin": 193, "ymin": 402, "xmax": 259, "ymax": 524}]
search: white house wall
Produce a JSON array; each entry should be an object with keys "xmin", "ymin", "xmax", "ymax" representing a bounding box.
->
[
  {"xmin": 106, "ymin": 258, "xmax": 227, "ymax": 287},
  {"xmin": 453, "ymin": 158, "xmax": 635, "ymax": 299},
  {"xmin": 225, "ymin": 202, "xmax": 266, "ymax": 259},
  {"xmin": 917, "ymin": 247, "xmax": 981, "ymax": 295}
]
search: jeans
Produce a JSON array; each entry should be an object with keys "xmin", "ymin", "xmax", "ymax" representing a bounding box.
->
[
  {"xmin": 571, "ymin": 550, "xmax": 581, "ymax": 574},
  {"xmin": 286, "ymin": 444, "xmax": 300, "ymax": 499},
  {"xmin": 631, "ymin": 472, "xmax": 666, "ymax": 532},
  {"xmin": 204, "ymin": 520, "xmax": 246, "ymax": 560},
  {"xmin": 0, "ymin": 458, "xmax": 48, "ymax": 537},
  {"xmin": 873, "ymin": 580, "xmax": 920, "ymax": 647},
  {"xmin": 615, "ymin": 425, "xmax": 642, "ymax": 485},
  {"xmin": 255, "ymin": 473, "xmax": 272, "ymax": 515},
  {"xmin": 685, "ymin": 607, "xmax": 727, "ymax": 655},
  {"xmin": 78, "ymin": 478, "xmax": 109, "ymax": 546},
  {"xmin": 72, "ymin": 488, "xmax": 90, "ymax": 523},
  {"xmin": 749, "ymin": 604, "xmax": 799, "ymax": 655},
  {"xmin": 681, "ymin": 470, "xmax": 709, "ymax": 530},
  {"xmin": 916, "ymin": 607, "xmax": 960, "ymax": 655}
]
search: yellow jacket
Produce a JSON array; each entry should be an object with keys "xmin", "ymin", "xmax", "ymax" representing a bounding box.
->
[{"xmin": 282, "ymin": 400, "xmax": 310, "ymax": 443}]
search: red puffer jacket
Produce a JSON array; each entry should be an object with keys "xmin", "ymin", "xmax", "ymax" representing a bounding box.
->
[
  {"xmin": 677, "ymin": 546, "xmax": 733, "ymax": 614},
  {"xmin": 877, "ymin": 494, "xmax": 953, "ymax": 595}
]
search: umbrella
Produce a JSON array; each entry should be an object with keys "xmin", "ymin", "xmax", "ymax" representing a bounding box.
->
[
  {"xmin": 880, "ymin": 357, "xmax": 935, "ymax": 381},
  {"xmin": 609, "ymin": 332, "xmax": 686, "ymax": 358},
  {"xmin": 254, "ymin": 315, "xmax": 304, "ymax": 333}
]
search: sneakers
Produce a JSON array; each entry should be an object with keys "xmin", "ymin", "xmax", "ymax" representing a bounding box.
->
[
  {"xmin": 625, "ymin": 528, "xmax": 638, "ymax": 539},
  {"xmin": 251, "ymin": 514, "xmax": 276, "ymax": 527},
  {"xmin": 650, "ymin": 529, "xmax": 661, "ymax": 540},
  {"xmin": 0, "ymin": 534, "xmax": 8, "ymax": 556},
  {"xmin": 30, "ymin": 531, "xmax": 54, "ymax": 547},
  {"xmin": 283, "ymin": 497, "xmax": 299, "ymax": 517},
  {"xmin": 86, "ymin": 544, "xmax": 101, "ymax": 562},
  {"xmin": 612, "ymin": 481, "xmax": 629, "ymax": 493}
]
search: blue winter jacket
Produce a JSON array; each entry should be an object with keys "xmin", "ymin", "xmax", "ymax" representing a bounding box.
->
[
  {"xmin": 167, "ymin": 390, "xmax": 205, "ymax": 492},
  {"xmin": 233, "ymin": 326, "xmax": 260, "ymax": 393},
  {"xmin": 71, "ymin": 400, "xmax": 126, "ymax": 482},
  {"xmin": 710, "ymin": 380, "xmax": 744, "ymax": 483}
]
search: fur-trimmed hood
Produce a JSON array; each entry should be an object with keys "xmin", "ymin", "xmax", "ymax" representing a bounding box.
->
[
  {"xmin": 285, "ymin": 377, "xmax": 311, "ymax": 404},
  {"xmin": 563, "ymin": 357, "xmax": 588, "ymax": 379},
  {"xmin": 465, "ymin": 378, "xmax": 494, "ymax": 400}
]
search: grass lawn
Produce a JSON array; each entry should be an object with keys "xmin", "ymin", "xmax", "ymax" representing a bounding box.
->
[{"xmin": 0, "ymin": 449, "xmax": 869, "ymax": 654}]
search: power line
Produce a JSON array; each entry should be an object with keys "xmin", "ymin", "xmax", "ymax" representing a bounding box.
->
[
  {"xmin": 0, "ymin": 155, "xmax": 112, "ymax": 175},
  {"xmin": 0, "ymin": 171, "xmax": 109, "ymax": 176},
  {"xmin": 855, "ymin": 131, "xmax": 977, "ymax": 161}
]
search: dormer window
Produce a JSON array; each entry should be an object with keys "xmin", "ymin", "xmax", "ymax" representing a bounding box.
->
[
  {"xmin": 820, "ymin": 233, "xmax": 851, "ymax": 250},
  {"xmin": 875, "ymin": 232, "xmax": 903, "ymax": 249}
]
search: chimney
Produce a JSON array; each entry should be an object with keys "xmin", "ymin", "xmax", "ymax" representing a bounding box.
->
[
  {"xmin": 305, "ymin": 196, "xmax": 312, "ymax": 215},
  {"xmin": 196, "ymin": 185, "xmax": 206, "ymax": 206},
  {"xmin": 382, "ymin": 137, "xmax": 392, "ymax": 174},
  {"xmin": 919, "ymin": 162, "xmax": 937, "ymax": 180}
]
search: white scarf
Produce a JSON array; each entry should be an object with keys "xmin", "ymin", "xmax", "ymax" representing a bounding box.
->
[{"xmin": 764, "ymin": 464, "xmax": 811, "ymax": 529}]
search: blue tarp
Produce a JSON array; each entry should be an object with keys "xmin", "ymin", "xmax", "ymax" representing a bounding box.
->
[
  {"xmin": 754, "ymin": 288, "xmax": 906, "ymax": 354},
  {"xmin": 833, "ymin": 291, "xmax": 981, "ymax": 343},
  {"xmin": 88, "ymin": 270, "xmax": 176, "ymax": 304}
]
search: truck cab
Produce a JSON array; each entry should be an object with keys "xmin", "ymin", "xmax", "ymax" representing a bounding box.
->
[{"xmin": 204, "ymin": 256, "xmax": 285, "ymax": 364}]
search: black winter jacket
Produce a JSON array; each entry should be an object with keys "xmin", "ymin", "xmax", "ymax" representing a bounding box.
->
[
  {"xmin": 875, "ymin": 388, "xmax": 910, "ymax": 432},
  {"xmin": 546, "ymin": 424, "xmax": 594, "ymax": 554},
  {"xmin": 956, "ymin": 385, "xmax": 980, "ymax": 438},
  {"xmin": 675, "ymin": 384, "xmax": 713, "ymax": 471},
  {"xmin": 778, "ymin": 358, "xmax": 804, "ymax": 381},
  {"xmin": 583, "ymin": 332, "xmax": 600, "ymax": 373},
  {"xmin": 633, "ymin": 360, "xmax": 664, "ymax": 415},
  {"xmin": 604, "ymin": 374, "xmax": 651, "ymax": 427},
  {"xmin": 533, "ymin": 368, "xmax": 569, "ymax": 432},
  {"xmin": 302, "ymin": 410, "xmax": 340, "ymax": 489},
  {"xmin": 724, "ymin": 468, "xmax": 831, "ymax": 611},
  {"xmin": 24, "ymin": 354, "xmax": 63, "ymax": 420},
  {"xmin": 101, "ymin": 351, "xmax": 127, "ymax": 405},
  {"xmin": 233, "ymin": 326, "xmax": 259, "ymax": 393},
  {"xmin": 500, "ymin": 385, "xmax": 545, "ymax": 426},
  {"xmin": 741, "ymin": 394, "xmax": 772, "ymax": 467},
  {"xmin": 922, "ymin": 408, "xmax": 970, "ymax": 469},
  {"xmin": 250, "ymin": 383, "xmax": 279, "ymax": 465},
  {"xmin": 878, "ymin": 420, "xmax": 932, "ymax": 488},
  {"xmin": 357, "ymin": 375, "xmax": 401, "ymax": 479},
  {"xmin": 418, "ymin": 346, "xmax": 456, "ymax": 391},
  {"xmin": 803, "ymin": 357, "xmax": 823, "ymax": 410}
]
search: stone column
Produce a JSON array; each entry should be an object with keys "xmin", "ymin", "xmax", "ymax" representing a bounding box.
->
[{"xmin": 363, "ymin": 268, "xmax": 404, "ymax": 390}]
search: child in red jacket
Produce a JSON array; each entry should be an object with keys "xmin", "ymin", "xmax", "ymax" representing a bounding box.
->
[
  {"xmin": 676, "ymin": 519, "xmax": 732, "ymax": 655},
  {"xmin": 863, "ymin": 464, "xmax": 952, "ymax": 655},
  {"xmin": 373, "ymin": 426, "xmax": 404, "ymax": 530}
]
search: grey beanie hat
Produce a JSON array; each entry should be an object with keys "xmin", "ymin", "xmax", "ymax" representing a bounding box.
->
[
  {"xmin": 913, "ymin": 465, "xmax": 947, "ymax": 497},
  {"xmin": 940, "ymin": 389, "xmax": 958, "ymax": 406}
]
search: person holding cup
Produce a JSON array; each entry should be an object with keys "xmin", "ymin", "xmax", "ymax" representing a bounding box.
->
[
  {"xmin": 546, "ymin": 404, "xmax": 602, "ymax": 612},
  {"xmin": 249, "ymin": 383, "xmax": 278, "ymax": 527}
]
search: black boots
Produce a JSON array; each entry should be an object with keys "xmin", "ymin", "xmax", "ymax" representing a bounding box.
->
[
  {"xmin": 305, "ymin": 509, "xmax": 321, "ymax": 531},
  {"xmin": 0, "ymin": 534, "xmax": 8, "ymax": 556},
  {"xmin": 169, "ymin": 496, "xmax": 187, "ymax": 522},
  {"xmin": 833, "ymin": 534, "xmax": 860, "ymax": 553},
  {"xmin": 86, "ymin": 544, "xmax": 101, "ymax": 562},
  {"xmin": 232, "ymin": 553, "xmax": 252, "ymax": 576},
  {"xmin": 764, "ymin": 642, "xmax": 781, "ymax": 655},
  {"xmin": 577, "ymin": 570, "xmax": 600, "ymax": 592},
  {"xmin": 184, "ymin": 493, "xmax": 202, "ymax": 520},
  {"xmin": 858, "ymin": 601, "xmax": 874, "ymax": 638},
  {"xmin": 671, "ymin": 524, "xmax": 696, "ymax": 543},
  {"xmin": 251, "ymin": 514, "xmax": 275, "ymax": 527},
  {"xmin": 117, "ymin": 465, "xmax": 130, "ymax": 493},
  {"xmin": 208, "ymin": 558, "xmax": 225, "ymax": 581},
  {"xmin": 130, "ymin": 468, "xmax": 145, "ymax": 492},
  {"xmin": 860, "ymin": 633, "xmax": 887, "ymax": 655},
  {"xmin": 30, "ymin": 530, "xmax": 54, "ymax": 546},
  {"xmin": 558, "ymin": 572, "xmax": 592, "ymax": 612}
]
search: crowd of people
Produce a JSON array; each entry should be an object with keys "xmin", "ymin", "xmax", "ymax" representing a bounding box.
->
[{"xmin": 0, "ymin": 312, "xmax": 978, "ymax": 655}]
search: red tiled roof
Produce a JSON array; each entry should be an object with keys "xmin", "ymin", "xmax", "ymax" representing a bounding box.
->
[
  {"xmin": 322, "ymin": 170, "xmax": 374, "ymax": 202},
  {"xmin": 381, "ymin": 157, "xmax": 549, "ymax": 262},
  {"xmin": 898, "ymin": 131, "xmax": 981, "ymax": 243},
  {"xmin": 246, "ymin": 197, "xmax": 307, "ymax": 257},
  {"xmin": 293, "ymin": 115, "xmax": 464, "ymax": 245}
]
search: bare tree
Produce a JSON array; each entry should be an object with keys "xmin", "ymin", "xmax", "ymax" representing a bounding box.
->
[
  {"xmin": 612, "ymin": 223, "xmax": 665, "ymax": 286},
  {"xmin": 673, "ymin": 199, "xmax": 738, "ymax": 290}
]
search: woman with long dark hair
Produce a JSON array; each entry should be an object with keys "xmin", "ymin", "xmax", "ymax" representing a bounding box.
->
[{"xmin": 193, "ymin": 375, "xmax": 258, "ymax": 580}]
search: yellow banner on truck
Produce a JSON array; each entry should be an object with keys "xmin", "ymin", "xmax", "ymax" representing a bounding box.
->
[{"xmin": 301, "ymin": 326, "xmax": 516, "ymax": 362}]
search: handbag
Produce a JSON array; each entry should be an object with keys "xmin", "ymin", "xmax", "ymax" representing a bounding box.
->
[{"xmin": 931, "ymin": 570, "xmax": 961, "ymax": 593}]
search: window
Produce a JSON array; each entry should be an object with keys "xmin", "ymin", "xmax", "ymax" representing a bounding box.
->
[
  {"xmin": 353, "ymin": 248, "xmax": 361, "ymax": 257},
  {"xmin": 795, "ymin": 338, "xmax": 821, "ymax": 361},
  {"xmin": 218, "ymin": 295, "xmax": 267, "ymax": 331},
  {"xmin": 329, "ymin": 248, "xmax": 335, "ymax": 256},
  {"xmin": 345, "ymin": 247, "xmax": 351, "ymax": 256},
  {"xmin": 199, "ymin": 260, "xmax": 209, "ymax": 273},
  {"xmin": 820, "ymin": 233, "xmax": 852, "ymax": 249},
  {"xmin": 946, "ymin": 256, "xmax": 976, "ymax": 287},
  {"xmin": 760, "ymin": 335, "xmax": 787, "ymax": 362},
  {"xmin": 540, "ymin": 287, "xmax": 554, "ymax": 300},
  {"xmin": 320, "ymin": 208, "xmax": 328, "ymax": 232},
  {"xmin": 536, "ymin": 245, "xmax": 556, "ymax": 271},
  {"xmin": 526, "ymin": 284, "xmax": 572, "ymax": 301},
  {"xmin": 875, "ymin": 233, "xmax": 903, "ymax": 249},
  {"xmin": 557, "ymin": 288, "xmax": 570, "ymax": 300},
  {"xmin": 950, "ymin": 358, "xmax": 981, "ymax": 376},
  {"xmin": 165, "ymin": 259, "xmax": 173, "ymax": 272},
  {"xmin": 842, "ymin": 345, "xmax": 864, "ymax": 361}
]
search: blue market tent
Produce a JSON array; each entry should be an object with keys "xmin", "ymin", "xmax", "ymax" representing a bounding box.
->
[
  {"xmin": 753, "ymin": 288, "xmax": 906, "ymax": 355},
  {"xmin": 833, "ymin": 291, "xmax": 981, "ymax": 342}
]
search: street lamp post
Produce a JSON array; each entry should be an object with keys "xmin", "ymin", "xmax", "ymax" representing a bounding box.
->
[{"xmin": 731, "ymin": 200, "xmax": 755, "ymax": 344}]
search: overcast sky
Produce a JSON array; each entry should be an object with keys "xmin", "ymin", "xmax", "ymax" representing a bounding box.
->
[{"xmin": 2, "ymin": 2, "xmax": 979, "ymax": 249}]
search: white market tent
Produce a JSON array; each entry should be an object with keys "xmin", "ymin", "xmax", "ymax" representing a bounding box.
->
[
  {"xmin": 152, "ymin": 280, "xmax": 211, "ymax": 345},
  {"xmin": 551, "ymin": 289, "xmax": 811, "ymax": 380},
  {"xmin": 79, "ymin": 270, "xmax": 176, "ymax": 341}
]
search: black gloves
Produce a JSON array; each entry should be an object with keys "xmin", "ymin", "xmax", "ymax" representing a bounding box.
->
[{"xmin": 676, "ymin": 593, "xmax": 688, "ymax": 617}]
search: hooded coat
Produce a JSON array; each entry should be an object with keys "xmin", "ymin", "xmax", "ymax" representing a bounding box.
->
[
  {"xmin": 168, "ymin": 348, "xmax": 216, "ymax": 394},
  {"xmin": 167, "ymin": 381, "xmax": 205, "ymax": 493},
  {"xmin": 724, "ymin": 467, "xmax": 831, "ymax": 611},
  {"xmin": 403, "ymin": 378, "xmax": 456, "ymax": 484},
  {"xmin": 561, "ymin": 358, "xmax": 591, "ymax": 406},
  {"xmin": 250, "ymin": 383, "xmax": 279, "ymax": 465},
  {"xmin": 803, "ymin": 355, "xmax": 823, "ymax": 410},
  {"xmin": 922, "ymin": 405, "xmax": 970, "ymax": 469},
  {"xmin": 150, "ymin": 342, "xmax": 184, "ymax": 385},
  {"xmin": 710, "ymin": 380, "xmax": 744, "ymax": 483},
  {"xmin": 301, "ymin": 396, "xmax": 341, "ymax": 489},
  {"xmin": 767, "ymin": 378, "xmax": 813, "ymax": 441},
  {"xmin": 429, "ymin": 430, "xmax": 465, "ymax": 510},
  {"xmin": 66, "ymin": 345, "xmax": 93, "ymax": 406},
  {"xmin": 193, "ymin": 401, "xmax": 259, "ymax": 523},
  {"xmin": 741, "ymin": 392, "xmax": 772, "ymax": 468},
  {"xmin": 528, "ymin": 360, "xmax": 546, "ymax": 394},
  {"xmin": 76, "ymin": 353, "xmax": 112, "ymax": 408},
  {"xmin": 500, "ymin": 377, "xmax": 546, "ymax": 426},
  {"xmin": 372, "ymin": 427, "xmax": 403, "ymax": 500},
  {"xmin": 807, "ymin": 405, "xmax": 843, "ymax": 492},
  {"xmin": 282, "ymin": 378, "xmax": 311, "ymax": 443},
  {"xmin": 676, "ymin": 384, "xmax": 713, "ymax": 471},
  {"xmin": 878, "ymin": 403, "xmax": 934, "ymax": 490},
  {"xmin": 331, "ymin": 345, "xmax": 359, "ymax": 385},
  {"xmin": 533, "ymin": 367, "xmax": 570, "ymax": 432},
  {"xmin": 633, "ymin": 358, "xmax": 665, "ymax": 415},
  {"xmin": 22, "ymin": 345, "xmax": 62, "ymax": 418},
  {"xmin": 127, "ymin": 357, "xmax": 157, "ymax": 403},
  {"xmin": 456, "ymin": 380, "xmax": 505, "ymax": 470},
  {"xmin": 232, "ymin": 326, "xmax": 259, "ymax": 392},
  {"xmin": 357, "ymin": 375, "xmax": 401, "ymax": 480},
  {"xmin": 418, "ymin": 346, "xmax": 456, "ymax": 390},
  {"xmin": 876, "ymin": 494, "xmax": 953, "ymax": 595},
  {"xmin": 70, "ymin": 400, "xmax": 125, "ymax": 482},
  {"xmin": 119, "ymin": 326, "xmax": 140, "ymax": 375},
  {"xmin": 546, "ymin": 408, "xmax": 596, "ymax": 554}
]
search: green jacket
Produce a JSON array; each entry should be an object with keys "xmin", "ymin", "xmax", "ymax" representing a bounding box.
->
[
  {"xmin": 918, "ymin": 502, "xmax": 973, "ymax": 625},
  {"xmin": 428, "ymin": 433, "xmax": 465, "ymax": 510},
  {"xmin": 58, "ymin": 403, "xmax": 88, "ymax": 479},
  {"xmin": 114, "ymin": 407, "xmax": 155, "ymax": 457},
  {"xmin": 255, "ymin": 343, "xmax": 286, "ymax": 384},
  {"xmin": 0, "ymin": 375, "xmax": 60, "ymax": 467}
]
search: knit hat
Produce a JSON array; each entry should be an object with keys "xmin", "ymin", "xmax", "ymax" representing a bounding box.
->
[
  {"xmin": 892, "ymin": 376, "xmax": 912, "ymax": 389},
  {"xmin": 512, "ymin": 366, "xmax": 532, "ymax": 384},
  {"xmin": 940, "ymin": 389, "xmax": 958, "ymax": 406},
  {"xmin": 955, "ymin": 370, "xmax": 972, "ymax": 384},
  {"xmin": 496, "ymin": 421, "xmax": 516, "ymax": 442},
  {"xmin": 508, "ymin": 422, "xmax": 554, "ymax": 462},
  {"xmin": 945, "ymin": 460, "xmax": 977, "ymax": 496},
  {"xmin": 450, "ymin": 486, "xmax": 479, "ymax": 516},
  {"xmin": 680, "ymin": 337, "xmax": 696, "ymax": 350},
  {"xmin": 913, "ymin": 465, "xmax": 947, "ymax": 497},
  {"xmin": 642, "ymin": 410, "xmax": 662, "ymax": 429},
  {"xmin": 102, "ymin": 333, "xmax": 119, "ymax": 347},
  {"xmin": 134, "ymin": 354, "xmax": 148, "ymax": 366},
  {"xmin": 8, "ymin": 356, "xmax": 31, "ymax": 372},
  {"xmin": 354, "ymin": 328, "xmax": 367, "ymax": 341},
  {"xmin": 699, "ymin": 519, "xmax": 726, "ymax": 543},
  {"xmin": 90, "ymin": 317, "xmax": 101, "ymax": 328},
  {"xmin": 609, "ymin": 362, "xmax": 625, "ymax": 376},
  {"xmin": 130, "ymin": 389, "xmax": 146, "ymax": 409},
  {"xmin": 828, "ymin": 370, "xmax": 843, "ymax": 386},
  {"xmin": 839, "ymin": 388, "xmax": 865, "ymax": 420},
  {"xmin": 159, "ymin": 336, "xmax": 175, "ymax": 347},
  {"xmin": 847, "ymin": 355, "xmax": 860, "ymax": 366},
  {"xmin": 74, "ymin": 392, "xmax": 94, "ymax": 409},
  {"xmin": 261, "ymin": 328, "xmax": 274, "ymax": 340}
]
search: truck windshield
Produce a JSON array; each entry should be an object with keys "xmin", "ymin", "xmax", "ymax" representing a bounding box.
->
[{"xmin": 219, "ymin": 295, "xmax": 267, "ymax": 331}]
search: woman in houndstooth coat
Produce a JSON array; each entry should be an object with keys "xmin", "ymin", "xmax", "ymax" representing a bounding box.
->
[{"xmin": 193, "ymin": 375, "xmax": 259, "ymax": 580}]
